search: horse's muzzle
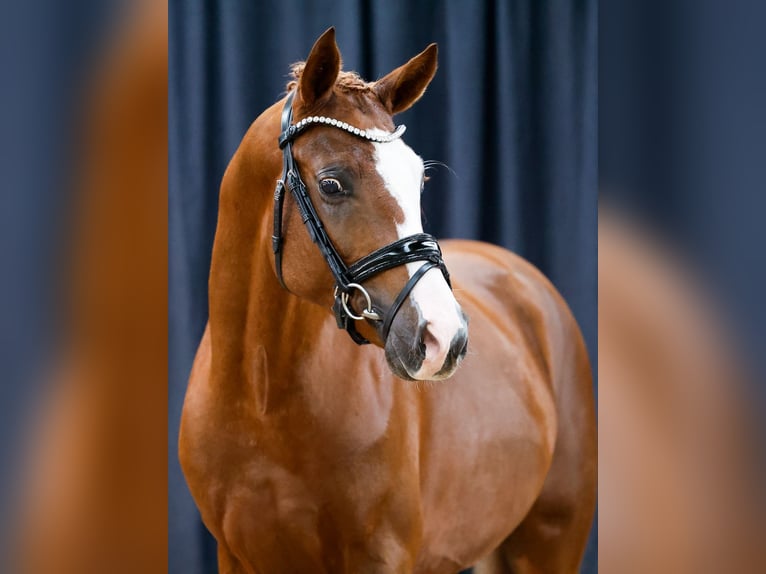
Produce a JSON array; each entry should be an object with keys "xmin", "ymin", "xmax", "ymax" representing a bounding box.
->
[{"xmin": 384, "ymin": 309, "xmax": 469, "ymax": 381}]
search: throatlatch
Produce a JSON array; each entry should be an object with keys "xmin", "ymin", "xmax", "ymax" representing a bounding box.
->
[{"xmin": 272, "ymin": 90, "xmax": 451, "ymax": 345}]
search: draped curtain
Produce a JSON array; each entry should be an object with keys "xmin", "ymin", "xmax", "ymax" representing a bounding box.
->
[{"xmin": 169, "ymin": 1, "xmax": 597, "ymax": 572}]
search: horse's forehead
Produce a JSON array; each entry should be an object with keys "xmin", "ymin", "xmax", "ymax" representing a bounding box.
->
[{"xmin": 324, "ymin": 90, "xmax": 394, "ymax": 130}]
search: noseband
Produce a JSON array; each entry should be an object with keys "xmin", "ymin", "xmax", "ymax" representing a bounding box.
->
[{"xmin": 272, "ymin": 91, "xmax": 451, "ymax": 345}]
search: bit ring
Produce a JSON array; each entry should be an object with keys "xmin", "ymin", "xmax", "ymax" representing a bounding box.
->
[{"xmin": 335, "ymin": 283, "xmax": 381, "ymax": 321}]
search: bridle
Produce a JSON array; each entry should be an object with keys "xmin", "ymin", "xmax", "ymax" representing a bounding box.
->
[{"xmin": 272, "ymin": 90, "xmax": 451, "ymax": 345}]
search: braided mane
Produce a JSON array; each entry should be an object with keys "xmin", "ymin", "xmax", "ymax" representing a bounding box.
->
[{"xmin": 286, "ymin": 62, "xmax": 375, "ymax": 93}]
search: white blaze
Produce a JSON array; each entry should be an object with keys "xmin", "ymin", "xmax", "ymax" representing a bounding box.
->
[{"xmin": 371, "ymin": 133, "xmax": 464, "ymax": 379}]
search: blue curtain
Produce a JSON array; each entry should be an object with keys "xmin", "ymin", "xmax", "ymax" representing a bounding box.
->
[{"xmin": 169, "ymin": 1, "xmax": 597, "ymax": 572}]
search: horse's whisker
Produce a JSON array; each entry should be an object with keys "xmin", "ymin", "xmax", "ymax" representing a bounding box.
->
[{"xmin": 423, "ymin": 159, "xmax": 459, "ymax": 180}]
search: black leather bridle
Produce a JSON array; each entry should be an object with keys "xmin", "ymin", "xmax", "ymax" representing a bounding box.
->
[{"xmin": 272, "ymin": 91, "xmax": 451, "ymax": 345}]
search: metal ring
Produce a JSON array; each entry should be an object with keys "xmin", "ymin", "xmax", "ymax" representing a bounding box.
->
[{"xmin": 337, "ymin": 283, "xmax": 381, "ymax": 321}]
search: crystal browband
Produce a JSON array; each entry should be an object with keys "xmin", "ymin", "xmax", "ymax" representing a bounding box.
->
[{"xmin": 279, "ymin": 116, "xmax": 406, "ymax": 149}]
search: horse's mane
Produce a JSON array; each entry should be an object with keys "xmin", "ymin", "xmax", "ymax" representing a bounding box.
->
[{"xmin": 287, "ymin": 62, "xmax": 374, "ymax": 93}]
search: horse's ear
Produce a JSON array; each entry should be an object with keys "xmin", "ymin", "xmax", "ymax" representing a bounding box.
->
[
  {"xmin": 375, "ymin": 44, "xmax": 438, "ymax": 115},
  {"xmin": 299, "ymin": 27, "xmax": 341, "ymax": 107}
]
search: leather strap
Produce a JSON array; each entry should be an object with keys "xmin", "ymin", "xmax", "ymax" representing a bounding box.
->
[
  {"xmin": 381, "ymin": 260, "xmax": 440, "ymax": 341},
  {"xmin": 347, "ymin": 233, "xmax": 446, "ymax": 284},
  {"xmin": 272, "ymin": 180, "xmax": 287, "ymax": 290},
  {"xmin": 273, "ymin": 91, "xmax": 297, "ymax": 291}
]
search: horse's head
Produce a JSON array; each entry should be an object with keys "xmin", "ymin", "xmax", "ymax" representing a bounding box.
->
[{"xmin": 274, "ymin": 28, "xmax": 467, "ymax": 381}]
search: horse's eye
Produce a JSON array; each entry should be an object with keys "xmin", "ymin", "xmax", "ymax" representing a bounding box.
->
[{"xmin": 319, "ymin": 178, "xmax": 343, "ymax": 196}]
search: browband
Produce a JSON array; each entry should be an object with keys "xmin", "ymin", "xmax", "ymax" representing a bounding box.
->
[
  {"xmin": 279, "ymin": 116, "xmax": 406, "ymax": 149},
  {"xmin": 272, "ymin": 90, "xmax": 451, "ymax": 345}
]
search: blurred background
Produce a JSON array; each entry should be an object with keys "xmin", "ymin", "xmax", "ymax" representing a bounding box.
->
[
  {"xmin": 0, "ymin": 1, "xmax": 168, "ymax": 573},
  {"xmin": 169, "ymin": 1, "xmax": 597, "ymax": 573},
  {"xmin": 599, "ymin": 1, "xmax": 766, "ymax": 571}
]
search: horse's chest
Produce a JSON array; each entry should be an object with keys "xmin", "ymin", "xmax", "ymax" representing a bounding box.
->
[{"xmin": 223, "ymin": 443, "xmax": 422, "ymax": 572}]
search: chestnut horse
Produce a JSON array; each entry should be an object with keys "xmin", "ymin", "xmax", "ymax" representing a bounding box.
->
[{"xmin": 180, "ymin": 28, "xmax": 595, "ymax": 574}]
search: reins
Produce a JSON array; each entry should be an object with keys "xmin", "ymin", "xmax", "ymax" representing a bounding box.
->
[{"xmin": 272, "ymin": 90, "xmax": 451, "ymax": 345}]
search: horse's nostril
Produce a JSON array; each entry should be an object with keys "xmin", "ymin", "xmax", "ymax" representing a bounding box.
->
[
  {"xmin": 414, "ymin": 319, "xmax": 430, "ymax": 362},
  {"xmin": 416, "ymin": 338, "xmax": 426, "ymax": 362},
  {"xmin": 451, "ymin": 329, "xmax": 468, "ymax": 360}
]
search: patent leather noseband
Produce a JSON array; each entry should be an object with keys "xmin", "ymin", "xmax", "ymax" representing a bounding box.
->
[{"xmin": 272, "ymin": 91, "xmax": 451, "ymax": 345}]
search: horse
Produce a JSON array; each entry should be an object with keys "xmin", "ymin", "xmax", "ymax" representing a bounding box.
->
[{"xmin": 179, "ymin": 28, "xmax": 596, "ymax": 574}]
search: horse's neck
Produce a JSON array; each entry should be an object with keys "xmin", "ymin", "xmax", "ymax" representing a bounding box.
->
[
  {"xmin": 207, "ymin": 190, "xmax": 326, "ymax": 400},
  {"xmin": 207, "ymin": 109, "xmax": 339, "ymax": 405},
  {"xmin": 244, "ymin": 241, "xmax": 325, "ymax": 360}
]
